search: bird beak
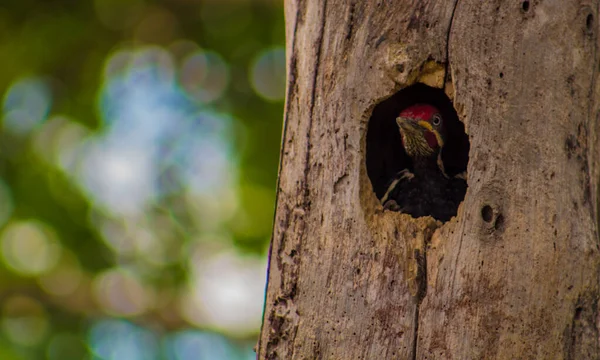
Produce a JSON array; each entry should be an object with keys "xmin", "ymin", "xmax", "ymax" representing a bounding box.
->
[{"xmin": 396, "ymin": 117, "xmax": 425, "ymax": 138}]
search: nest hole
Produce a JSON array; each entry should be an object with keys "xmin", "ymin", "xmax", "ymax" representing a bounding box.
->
[
  {"xmin": 481, "ymin": 205, "xmax": 494, "ymax": 222},
  {"xmin": 366, "ymin": 83, "xmax": 470, "ymax": 222}
]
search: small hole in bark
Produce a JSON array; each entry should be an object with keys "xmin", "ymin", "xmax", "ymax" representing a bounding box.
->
[
  {"xmin": 499, "ymin": 72, "xmax": 504, "ymax": 78},
  {"xmin": 366, "ymin": 83, "xmax": 470, "ymax": 222},
  {"xmin": 481, "ymin": 205, "xmax": 493, "ymax": 222},
  {"xmin": 586, "ymin": 14, "xmax": 594, "ymax": 32},
  {"xmin": 521, "ymin": 1, "xmax": 529, "ymax": 12}
]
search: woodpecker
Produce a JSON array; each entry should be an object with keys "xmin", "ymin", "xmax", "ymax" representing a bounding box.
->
[{"xmin": 381, "ymin": 103, "xmax": 466, "ymax": 221}]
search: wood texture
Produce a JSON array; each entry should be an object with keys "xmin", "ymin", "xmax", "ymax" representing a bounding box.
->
[{"xmin": 258, "ymin": 0, "xmax": 600, "ymax": 359}]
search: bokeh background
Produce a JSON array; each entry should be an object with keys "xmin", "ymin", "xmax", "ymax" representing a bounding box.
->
[{"xmin": 0, "ymin": 0, "xmax": 284, "ymax": 359}]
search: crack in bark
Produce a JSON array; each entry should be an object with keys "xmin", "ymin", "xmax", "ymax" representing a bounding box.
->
[
  {"xmin": 345, "ymin": 0, "xmax": 356, "ymax": 41},
  {"xmin": 411, "ymin": 246, "xmax": 428, "ymax": 360},
  {"xmin": 410, "ymin": 222, "xmax": 440, "ymax": 359},
  {"xmin": 443, "ymin": 0, "xmax": 460, "ymax": 87}
]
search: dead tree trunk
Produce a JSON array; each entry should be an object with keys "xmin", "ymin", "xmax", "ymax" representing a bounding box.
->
[{"xmin": 258, "ymin": 1, "xmax": 600, "ymax": 359}]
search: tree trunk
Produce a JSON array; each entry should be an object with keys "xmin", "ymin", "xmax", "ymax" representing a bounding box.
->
[{"xmin": 258, "ymin": 1, "xmax": 600, "ymax": 359}]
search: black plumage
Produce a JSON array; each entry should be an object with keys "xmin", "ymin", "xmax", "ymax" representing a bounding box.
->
[{"xmin": 381, "ymin": 166, "xmax": 467, "ymax": 222}]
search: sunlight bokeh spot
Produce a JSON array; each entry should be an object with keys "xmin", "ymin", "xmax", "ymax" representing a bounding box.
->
[
  {"xmin": 180, "ymin": 51, "xmax": 229, "ymax": 103},
  {"xmin": 78, "ymin": 142, "xmax": 156, "ymax": 215},
  {"xmin": 250, "ymin": 47, "xmax": 286, "ymax": 101},
  {"xmin": 1, "ymin": 296, "xmax": 49, "ymax": 347},
  {"xmin": 182, "ymin": 249, "xmax": 266, "ymax": 336},
  {"xmin": 164, "ymin": 110, "xmax": 236, "ymax": 195},
  {"xmin": 2, "ymin": 77, "xmax": 52, "ymax": 135},
  {"xmin": 183, "ymin": 134, "xmax": 234, "ymax": 194},
  {"xmin": 89, "ymin": 319, "xmax": 159, "ymax": 360},
  {"xmin": 93, "ymin": 268, "xmax": 152, "ymax": 316},
  {"xmin": 164, "ymin": 331, "xmax": 240, "ymax": 360},
  {"xmin": 1, "ymin": 221, "xmax": 62, "ymax": 276}
]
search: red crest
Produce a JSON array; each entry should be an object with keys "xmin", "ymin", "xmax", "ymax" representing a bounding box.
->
[{"xmin": 399, "ymin": 104, "xmax": 439, "ymax": 121}]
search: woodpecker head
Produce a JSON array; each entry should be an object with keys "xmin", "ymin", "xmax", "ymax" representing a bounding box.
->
[{"xmin": 396, "ymin": 104, "xmax": 445, "ymax": 158}]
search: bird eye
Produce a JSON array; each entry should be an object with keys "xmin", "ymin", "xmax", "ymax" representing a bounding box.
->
[{"xmin": 432, "ymin": 114, "xmax": 442, "ymax": 126}]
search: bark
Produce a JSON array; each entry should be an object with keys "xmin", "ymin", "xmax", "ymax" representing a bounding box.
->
[{"xmin": 258, "ymin": 1, "xmax": 600, "ymax": 359}]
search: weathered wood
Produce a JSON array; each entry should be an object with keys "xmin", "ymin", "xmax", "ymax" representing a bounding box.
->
[{"xmin": 259, "ymin": 0, "xmax": 600, "ymax": 359}]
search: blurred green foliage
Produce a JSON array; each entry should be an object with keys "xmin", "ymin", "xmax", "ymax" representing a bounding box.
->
[{"xmin": 0, "ymin": 0, "xmax": 284, "ymax": 358}]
